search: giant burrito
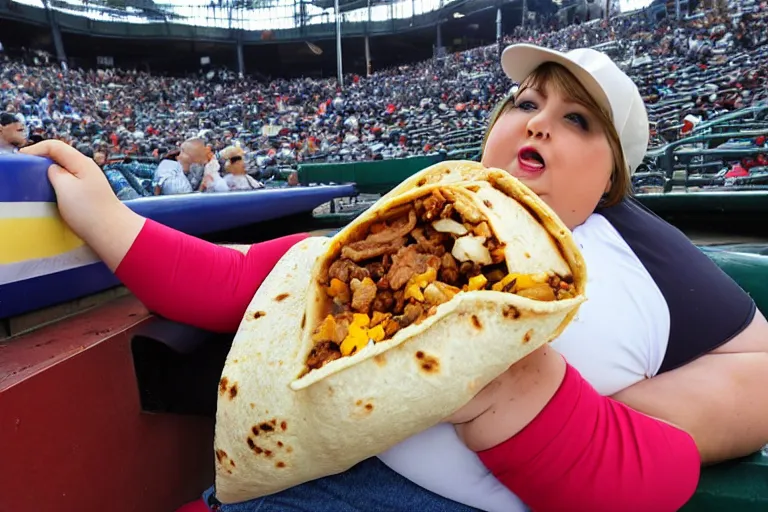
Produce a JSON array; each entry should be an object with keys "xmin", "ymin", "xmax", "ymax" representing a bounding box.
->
[{"xmin": 213, "ymin": 160, "xmax": 587, "ymax": 503}]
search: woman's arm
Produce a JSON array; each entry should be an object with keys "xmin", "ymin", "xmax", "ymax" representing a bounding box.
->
[
  {"xmin": 466, "ymin": 352, "xmax": 700, "ymax": 512},
  {"xmin": 19, "ymin": 140, "xmax": 309, "ymax": 333},
  {"xmin": 115, "ymin": 219, "xmax": 308, "ymax": 333},
  {"xmin": 613, "ymin": 310, "xmax": 768, "ymax": 464}
]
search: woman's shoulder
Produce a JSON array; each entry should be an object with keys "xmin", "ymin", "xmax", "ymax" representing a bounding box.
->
[
  {"xmin": 593, "ymin": 197, "xmax": 756, "ymax": 373},
  {"xmin": 555, "ymin": 211, "xmax": 670, "ymax": 393}
]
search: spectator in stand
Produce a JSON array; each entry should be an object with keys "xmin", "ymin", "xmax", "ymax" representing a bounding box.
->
[
  {"xmin": 0, "ymin": 112, "xmax": 27, "ymax": 153},
  {"xmin": 219, "ymin": 145, "xmax": 264, "ymax": 191},
  {"xmin": 153, "ymin": 137, "xmax": 225, "ymax": 195}
]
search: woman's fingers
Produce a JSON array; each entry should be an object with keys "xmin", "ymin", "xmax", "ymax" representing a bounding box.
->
[
  {"xmin": 47, "ymin": 163, "xmax": 75, "ymax": 189},
  {"xmin": 20, "ymin": 140, "xmax": 91, "ymax": 178}
]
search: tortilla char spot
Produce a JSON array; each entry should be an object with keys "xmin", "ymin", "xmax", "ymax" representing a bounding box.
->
[
  {"xmin": 276, "ymin": 461, "xmax": 286, "ymax": 468},
  {"xmin": 365, "ymin": 403, "xmax": 374, "ymax": 412},
  {"xmin": 374, "ymin": 354, "xmax": 386, "ymax": 367},
  {"xmin": 523, "ymin": 329, "xmax": 534, "ymax": 343},
  {"xmin": 275, "ymin": 293, "xmax": 290, "ymax": 302},
  {"xmin": 503, "ymin": 306, "xmax": 521, "ymax": 319},
  {"xmin": 286, "ymin": 446, "xmax": 294, "ymax": 453},
  {"xmin": 233, "ymin": 359, "xmax": 238, "ymax": 364},
  {"xmin": 215, "ymin": 449, "xmax": 228, "ymax": 464},
  {"xmin": 258, "ymin": 421, "xmax": 275, "ymax": 433},
  {"xmin": 415, "ymin": 352, "xmax": 440, "ymax": 374},
  {"xmin": 230, "ymin": 459, "xmax": 236, "ymax": 467},
  {"xmin": 281, "ymin": 421, "xmax": 287, "ymax": 431},
  {"xmin": 301, "ymin": 313, "xmax": 306, "ymax": 329},
  {"xmin": 277, "ymin": 441, "xmax": 284, "ymax": 448},
  {"xmin": 264, "ymin": 449, "xmax": 273, "ymax": 457},
  {"xmin": 471, "ymin": 315, "xmax": 482, "ymax": 330},
  {"xmin": 218, "ymin": 377, "xmax": 229, "ymax": 395},
  {"xmin": 417, "ymin": 178, "xmax": 427, "ymax": 187},
  {"xmin": 270, "ymin": 419, "xmax": 277, "ymax": 426},
  {"xmin": 253, "ymin": 446, "xmax": 264, "ymax": 455},
  {"xmin": 355, "ymin": 399, "xmax": 363, "ymax": 406},
  {"xmin": 228, "ymin": 384, "xmax": 238, "ymax": 400},
  {"xmin": 483, "ymin": 199, "xmax": 493, "ymax": 209},
  {"xmin": 524, "ymin": 252, "xmax": 531, "ymax": 259},
  {"xmin": 247, "ymin": 438, "xmax": 256, "ymax": 449},
  {"xmin": 250, "ymin": 403, "xmax": 255, "ymax": 409},
  {"xmin": 251, "ymin": 426, "xmax": 260, "ymax": 436},
  {"xmin": 253, "ymin": 311, "xmax": 266, "ymax": 320}
]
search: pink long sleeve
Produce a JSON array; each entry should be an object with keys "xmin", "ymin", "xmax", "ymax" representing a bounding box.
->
[
  {"xmin": 115, "ymin": 219, "xmax": 309, "ymax": 333},
  {"xmin": 478, "ymin": 363, "xmax": 701, "ymax": 512}
]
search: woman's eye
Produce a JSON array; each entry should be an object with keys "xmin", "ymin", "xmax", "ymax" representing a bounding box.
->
[
  {"xmin": 566, "ymin": 113, "xmax": 589, "ymax": 130},
  {"xmin": 515, "ymin": 101, "xmax": 536, "ymax": 111}
]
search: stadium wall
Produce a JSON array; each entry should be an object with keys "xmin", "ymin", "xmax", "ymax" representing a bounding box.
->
[
  {"xmin": 0, "ymin": 0, "xmax": 517, "ymax": 44},
  {"xmin": 1, "ymin": 0, "xmax": 517, "ymax": 75}
]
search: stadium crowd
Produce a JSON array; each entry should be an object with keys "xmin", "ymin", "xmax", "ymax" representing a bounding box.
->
[{"xmin": 0, "ymin": 0, "xmax": 766, "ymax": 198}]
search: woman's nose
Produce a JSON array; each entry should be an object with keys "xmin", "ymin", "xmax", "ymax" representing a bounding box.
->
[{"xmin": 526, "ymin": 115, "xmax": 551, "ymax": 140}]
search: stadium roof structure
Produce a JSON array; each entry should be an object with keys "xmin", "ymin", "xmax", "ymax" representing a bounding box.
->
[
  {"xmin": 46, "ymin": 0, "xmax": 184, "ymax": 21},
  {"xmin": 310, "ymin": 0, "xmax": 393, "ymax": 13}
]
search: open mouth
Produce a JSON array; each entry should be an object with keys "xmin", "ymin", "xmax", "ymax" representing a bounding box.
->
[{"xmin": 518, "ymin": 147, "xmax": 546, "ymax": 170}]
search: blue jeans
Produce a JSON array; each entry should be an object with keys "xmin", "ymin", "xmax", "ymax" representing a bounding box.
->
[{"xmin": 203, "ymin": 457, "xmax": 482, "ymax": 512}]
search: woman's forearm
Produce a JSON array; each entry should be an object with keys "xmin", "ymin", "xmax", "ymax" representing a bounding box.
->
[
  {"xmin": 478, "ymin": 363, "xmax": 700, "ymax": 512},
  {"xmin": 115, "ymin": 219, "xmax": 309, "ymax": 332}
]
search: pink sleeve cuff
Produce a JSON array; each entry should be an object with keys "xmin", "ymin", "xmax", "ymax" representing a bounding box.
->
[{"xmin": 478, "ymin": 363, "xmax": 701, "ymax": 512}]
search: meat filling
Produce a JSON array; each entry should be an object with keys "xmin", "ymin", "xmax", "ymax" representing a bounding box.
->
[{"xmin": 306, "ymin": 191, "xmax": 577, "ymax": 371}]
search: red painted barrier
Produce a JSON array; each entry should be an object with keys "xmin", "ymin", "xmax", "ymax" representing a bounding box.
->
[{"xmin": 0, "ymin": 296, "xmax": 214, "ymax": 512}]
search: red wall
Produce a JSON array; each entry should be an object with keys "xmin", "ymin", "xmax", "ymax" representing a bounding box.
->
[{"xmin": 0, "ymin": 296, "xmax": 214, "ymax": 512}]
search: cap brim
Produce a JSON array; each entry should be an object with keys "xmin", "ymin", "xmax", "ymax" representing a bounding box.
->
[{"xmin": 500, "ymin": 44, "xmax": 612, "ymax": 119}]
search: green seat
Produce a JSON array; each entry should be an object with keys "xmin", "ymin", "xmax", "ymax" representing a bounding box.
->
[{"xmin": 682, "ymin": 248, "xmax": 768, "ymax": 511}]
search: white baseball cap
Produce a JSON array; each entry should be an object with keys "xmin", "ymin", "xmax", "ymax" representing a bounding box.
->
[{"xmin": 500, "ymin": 44, "xmax": 649, "ymax": 174}]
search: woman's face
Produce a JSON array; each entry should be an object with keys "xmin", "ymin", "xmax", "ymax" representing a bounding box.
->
[
  {"xmin": 481, "ymin": 83, "xmax": 613, "ymax": 229},
  {"xmin": 228, "ymin": 158, "xmax": 246, "ymax": 175}
]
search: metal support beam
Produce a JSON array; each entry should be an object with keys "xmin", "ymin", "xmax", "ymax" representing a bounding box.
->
[
  {"xmin": 521, "ymin": 0, "xmax": 527, "ymax": 29},
  {"xmin": 50, "ymin": 21, "xmax": 67, "ymax": 68},
  {"xmin": 496, "ymin": 7, "xmax": 502, "ymax": 47},
  {"xmin": 42, "ymin": 0, "xmax": 67, "ymax": 67},
  {"xmin": 236, "ymin": 38, "xmax": 245, "ymax": 77},
  {"xmin": 364, "ymin": 36, "xmax": 371, "ymax": 77},
  {"xmin": 436, "ymin": 22, "xmax": 443, "ymax": 56},
  {"xmin": 365, "ymin": 0, "xmax": 371, "ymax": 76},
  {"xmin": 335, "ymin": 0, "xmax": 343, "ymax": 88}
]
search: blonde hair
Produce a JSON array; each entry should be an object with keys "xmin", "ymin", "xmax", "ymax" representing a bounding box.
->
[{"xmin": 483, "ymin": 62, "xmax": 631, "ymax": 207}]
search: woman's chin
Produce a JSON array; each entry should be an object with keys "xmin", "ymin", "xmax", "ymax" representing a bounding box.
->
[{"xmin": 509, "ymin": 170, "xmax": 546, "ymax": 195}]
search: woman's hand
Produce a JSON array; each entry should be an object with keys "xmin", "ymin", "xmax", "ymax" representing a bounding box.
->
[
  {"xmin": 445, "ymin": 345, "xmax": 566, "ymax": 452},
  {"xmin": 20, "ymin": 140, "xmax": 145, "ymax": 271}
]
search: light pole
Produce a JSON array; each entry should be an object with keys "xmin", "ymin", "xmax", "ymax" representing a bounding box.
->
[{"xmin": 335, "ymin": 0, "xmax": 343, "ymax": 88}]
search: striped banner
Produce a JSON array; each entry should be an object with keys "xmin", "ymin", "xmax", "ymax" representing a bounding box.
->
[{"xmin": 0, "ymin": 202, "xmax": 100, "ymax": 286}]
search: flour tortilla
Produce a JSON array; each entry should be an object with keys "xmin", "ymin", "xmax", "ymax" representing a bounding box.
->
[{"xmin": 213, "ymin": 160, "xmax": 587, "ymax": 503}]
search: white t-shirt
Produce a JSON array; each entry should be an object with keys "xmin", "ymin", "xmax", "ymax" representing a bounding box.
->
[{"xmin": 377, "ymin": 211, "xmax": 671, "ymax": 512}]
